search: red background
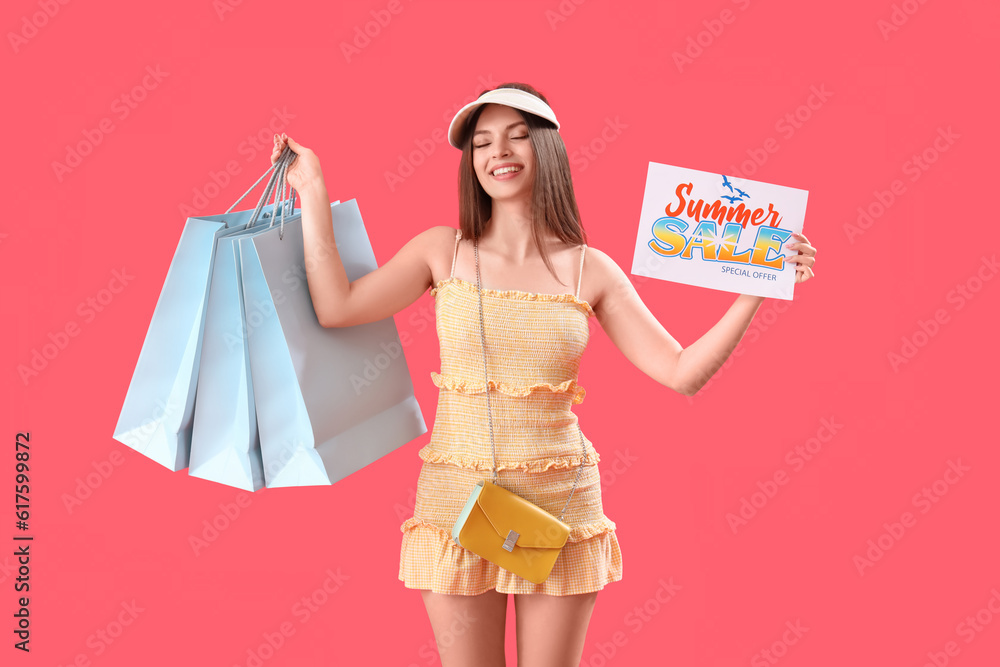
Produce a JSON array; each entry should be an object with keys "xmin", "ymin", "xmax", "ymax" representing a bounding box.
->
[{"xmin": 3, "ymin": 0, "xmax": 998, "ymax": 665}]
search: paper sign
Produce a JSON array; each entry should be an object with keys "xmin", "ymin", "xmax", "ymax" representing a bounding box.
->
[{"xmin": 631, "ymin": 162, "xmax": 809, "ymax": 300}]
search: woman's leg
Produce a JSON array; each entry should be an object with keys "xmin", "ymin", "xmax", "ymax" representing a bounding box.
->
[
  {"xmin": 513, "ymin": 591, "xmax": 599, "ymax": 667},
  {"xmin": 420, "ymin": 589, "xmax": 509, "ymax": 667}
]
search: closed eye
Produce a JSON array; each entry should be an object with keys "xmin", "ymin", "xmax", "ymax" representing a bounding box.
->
[{"xmin": 474, "ymin": 135, "xmax": 529, "ymax": 149}]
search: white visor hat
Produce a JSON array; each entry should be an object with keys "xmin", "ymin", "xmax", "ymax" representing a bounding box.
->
[{"xmin": 447, "ymin": 87, "xmax": 560, "ymax": 149}]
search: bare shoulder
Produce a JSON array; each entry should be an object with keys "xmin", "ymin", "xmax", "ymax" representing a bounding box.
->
[
  {"xmin": 399, "ymin": 225, "xmax": 458, "ymax": 254},
  {"xmin": 415, "ymin": 225, "xmax": 461, "ymax": 284},
  {"xmin": 580, "ymin": 245, "xmax": 634, "ymax": 314},
  {"xmin": 380, "ymin": 225, "xmax": 457, "ymax": 288},
  {"xmin": 409, "ymin": 225, "xmax": 458, "ymax": 245},
  {"xmin": 581, "ymin": 245, "xmax": 621, "ymax": 273},
  {"xmin": 582, "ymin": 245, "xmax": 630, "ymax": 284}
]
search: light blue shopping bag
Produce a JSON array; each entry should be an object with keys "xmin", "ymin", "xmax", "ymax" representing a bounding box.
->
[
  {"xmin": 239, "ymin": 199, "xmax": 427, "ymax": 487},
  {"xmin": 188, "ymin": 191, "xmax": 344, "ymax": 489},
  {"xmin": 113, "ymin": 149, "xmax": 296, "ymax": 473}
]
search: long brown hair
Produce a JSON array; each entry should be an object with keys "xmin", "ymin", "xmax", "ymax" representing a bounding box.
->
[{"xmin": 456, "ymin": 82, "xmax": 586, "ymax": 284}]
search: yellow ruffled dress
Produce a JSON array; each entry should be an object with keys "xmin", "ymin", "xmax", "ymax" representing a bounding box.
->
[{"xmin": 398, "ymin": 229, "xmax": 623, "ymax": 595}]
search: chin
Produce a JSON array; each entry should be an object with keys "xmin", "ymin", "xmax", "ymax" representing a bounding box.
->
[
  {"xmin": 479, "ymin": 179, "xmax": 532, "ymax": 203},
  {"xmin": 488, "ymin": 190, "xmax": 531, "ymax": 205}
]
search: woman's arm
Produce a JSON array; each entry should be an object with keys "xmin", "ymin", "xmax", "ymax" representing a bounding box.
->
[
  {"xmin": 589, "ymin": 233, "xmax": 815, "ymax": 396},
  {"xmin": 669, "ymin": 293, "xmax": 765, "ymax": 396},
  {"xmin": 275, "ymin": 135, "xmax": 450, "ymax": 328},
  {"xmin": 298, "ymin": 183, "xmax": 450, "ymax": 327}
]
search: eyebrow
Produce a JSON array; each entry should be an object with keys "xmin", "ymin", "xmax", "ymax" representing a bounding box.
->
[{"xmin": 473, "ymin": 121, "xmax": 527, "ymax": 136}]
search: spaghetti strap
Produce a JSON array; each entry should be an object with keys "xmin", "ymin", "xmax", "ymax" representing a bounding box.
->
[
  {"xmin": 575, "ymin": 244, "xmax": 587, "ymax": 299},
  {"xmin": 449, "ymin": 229, "xmax": 463, "ymax": 279}
]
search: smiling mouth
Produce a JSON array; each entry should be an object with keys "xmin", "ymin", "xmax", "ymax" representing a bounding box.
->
[{"xmin": 491, "ymin": 165, "xmax": 523, "ymax": 176}]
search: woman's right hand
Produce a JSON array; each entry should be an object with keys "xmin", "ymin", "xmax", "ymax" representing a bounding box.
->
[{"xmin": 271, "ymin": 133, "xmax": 326, "ymax": 195}]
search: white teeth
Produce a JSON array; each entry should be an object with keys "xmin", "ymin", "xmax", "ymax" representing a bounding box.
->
[{"xmin": 492, "ymin": 165, "xmax": 521, "ymax": 176}]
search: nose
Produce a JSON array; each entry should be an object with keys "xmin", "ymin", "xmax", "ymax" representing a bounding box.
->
[{"xmin": 490, "ymin": 135, "xmax": 513, "ymax": 159}]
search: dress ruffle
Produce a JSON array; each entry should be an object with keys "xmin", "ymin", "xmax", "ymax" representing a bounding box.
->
[
  {"xmin": 431, "ymin": 371, "xmax": 587, "ymax": 404},
  {"xmin": 431, "ymin": 277, "xmax": 594, "ymax": 318},
  {"xmin": 417, "ymin": 444, "xmax": 600, "ymax": 472},
  {"xmin": 398, "ymin": 517, "xmax": 623, "ymax": 596}
]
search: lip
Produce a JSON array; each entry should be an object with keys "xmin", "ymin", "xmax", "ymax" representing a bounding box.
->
[{"xmin": 490, "ymin": 162, "xmax": 524, "ymax": 179}]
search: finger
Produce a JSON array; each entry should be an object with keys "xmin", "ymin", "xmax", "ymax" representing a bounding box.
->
[
  {"xmin": 785, "ymin": 254, "xmax": 816, "ymax": 268},
  {"xmin": 271, "ymin": 134, "xmax": 286, "ymax": 164},
  {"xmin": 785, "ymin": 235, "xmax": 802, "ymax": 248},
  {"xmin": 785, "ymin": 241, "xmax": 816, "ymax": 257},
  {"xmin": 271, "ymin": 136, "xmax": 299, "ymax": 167},
  {"xmin": 283, "ymin": 135, "xmax": 307, "ymax": 154}
]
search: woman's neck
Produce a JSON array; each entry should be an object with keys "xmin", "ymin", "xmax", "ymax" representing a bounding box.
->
[{"xmin": 485, "ymin": 197, "xmax": 540, "ymax": 263}]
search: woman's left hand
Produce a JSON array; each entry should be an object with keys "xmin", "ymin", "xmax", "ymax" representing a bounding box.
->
[{"xmin": 785, "ymin": 232, "xmax": 817, "ymax": 283}]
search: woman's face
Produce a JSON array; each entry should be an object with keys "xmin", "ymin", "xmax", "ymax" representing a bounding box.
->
[{"xmin": 471, "ymin": 103, "xmax": 535, "ymax": 203}]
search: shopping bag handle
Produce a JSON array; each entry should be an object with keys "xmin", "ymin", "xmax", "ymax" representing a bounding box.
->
[
  {"xmin": 225, "ymin": 145, "xmax": 294, "ymax": 213},
  {"xmin": 264, "ymin": 154, "xmax": 297, "ymax": 240},
  {"xmin": 224, "ymin": 146, "xmax": 298, "ymax": 229}
]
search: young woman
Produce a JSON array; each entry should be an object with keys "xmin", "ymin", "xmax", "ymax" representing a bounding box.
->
[{"xmin": 270, "ymin": 82, "xmax": 816, "ymax": 667}]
